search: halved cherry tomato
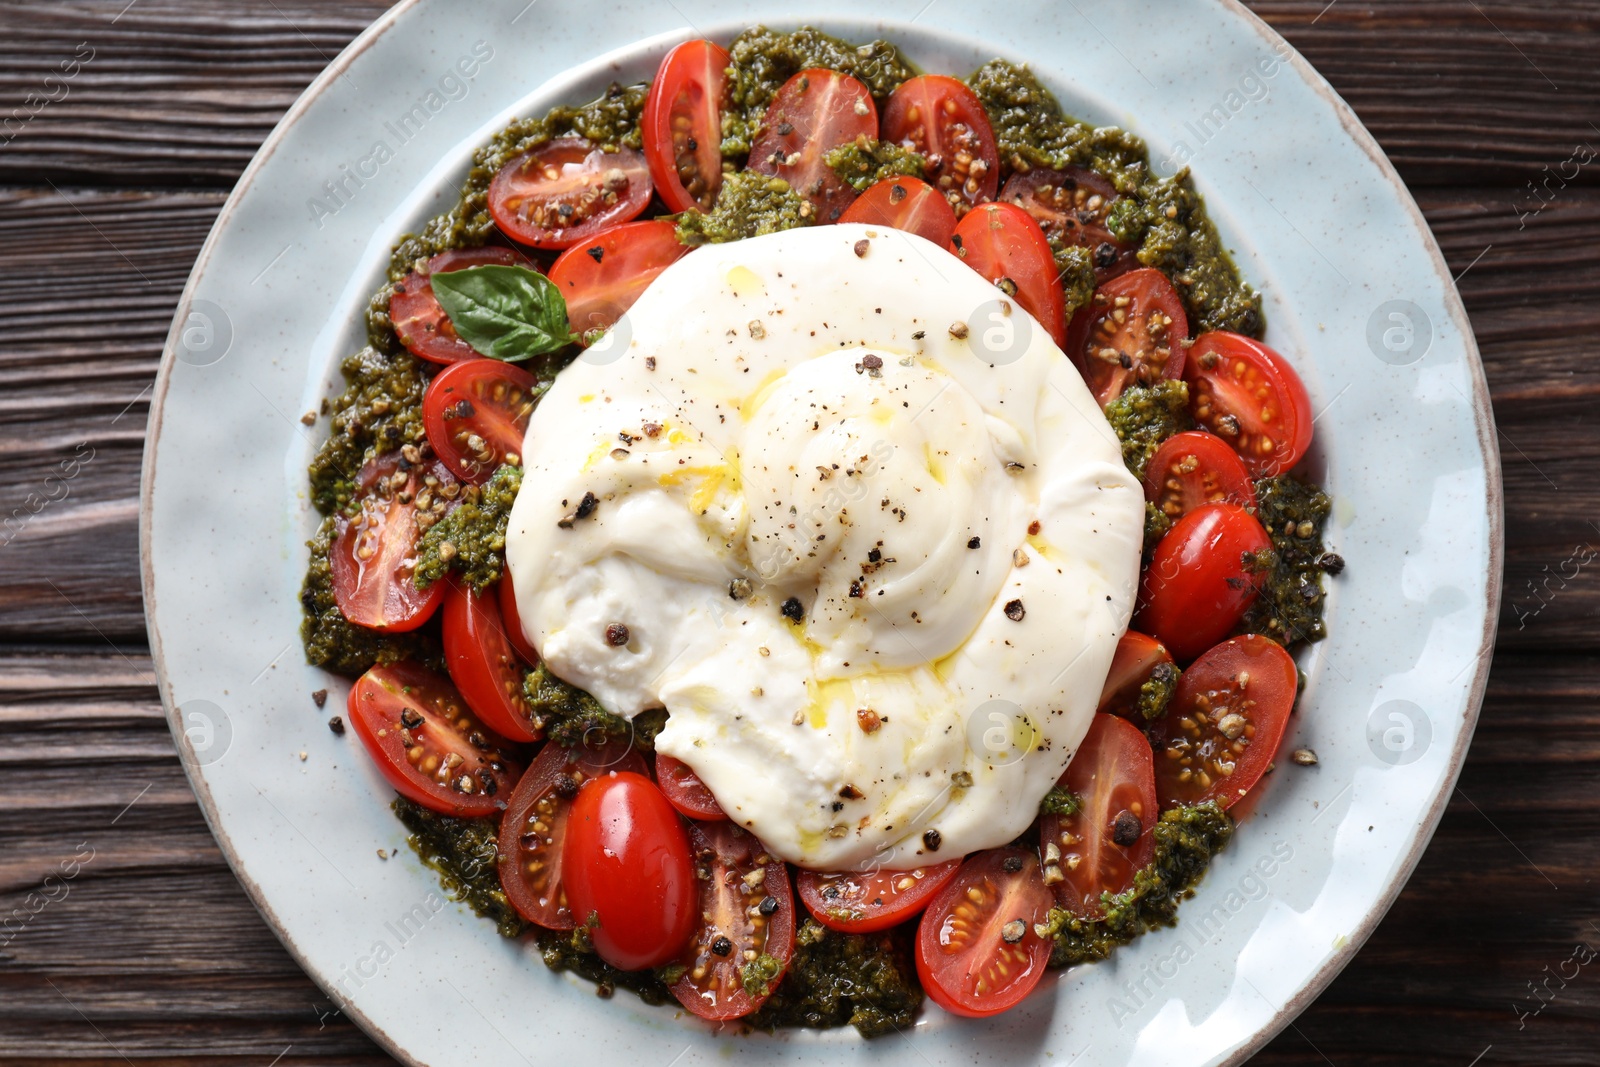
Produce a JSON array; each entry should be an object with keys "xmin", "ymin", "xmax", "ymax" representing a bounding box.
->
[
  {"xmin": 880, "ymin": 75, "xmax": 999, "ymax": 213},
  {"xmin": 347, "ymin": 661, "xmax": 524, "ymax": 818},
  {"xmin": 329, "ymin": 451, "xmax": 455, "ymax": 632},
  {"xmin": 390, "ymin": 246, "xmax": 533, "ymax": 364},
  {"xmin": 1041, "ymin": 714, "xmax": 1157, "ymax": 919},
  {"xmin": 548, "ymin": 219, "xmax": 689, "ymax": 341},
  {"xmin": 656, "ymin": 753, "xmax": 726, "ymax": 821},
  {"xmin": 1143, "ymin": 430, "xmax": 1259, "ymax": 524},
  {"xmin": 797, "ymin": 859, "xmax": 961, "ymax": 934},
  {"xmin": 643, "ymin": 40, "xmax": 730, "ymax": 213},
  {"xmin": 748, "ymin": 69, "xmax": 877, "ymax": 222},
  {"xmin": 562, "ymin": 771, "xmax": 697, "ymax": 969},
  {"xmin": 497, "ymin": 574, "xmax": 540, "ymax": 665},
  {"xmin": 837, "ymin": 176, "xmax": 958, "ymax": 245},
  {"xmin": 1000, "ymin": 166, "xmax": 1138, "ymax": 282},
  {"xmin": 1185, "ymin": 331, "xmax": 1314, "ymax": 477},
  {"xmin": 1098, "ymin": 631, "xmax": 1177, "ymax": 722},
  {"xmin": 498, "ymin": 735, "xmax": 647, "ymax": 929},
  {"xmin": 1137, "ymin": 503, "xmax": 1273, "ymax": 662},
  {"xmin": 442, "ymin": 579, "xmax": 542, "ymax": 741},
  {"xmin": 669, "ymin": 822, "xmax": 796, "ymax": 1020},
  {"xmin": 915, "ymin": 848, "xmax": 1054, "ymax": 1018},
  {"xmin": 488, "ymin": 137, "xmax": 652, "ymax": 249},
  {"xmin": 951, "ymin": 201, "xmax": 1066, "ymax": 346},
  {"xmin": 422, "ymin": 359, "xmax": 540, "ymax": 484},
  {"xmin": 1148, "ymin": 635, "xmax": 1297, "ymax": 810},
  {"xmin": 1067, "ymin": 268, "xmax": 1189, "ymax": 406}
]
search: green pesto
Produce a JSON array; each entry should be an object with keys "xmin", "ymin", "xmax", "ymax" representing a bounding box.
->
[
  {"xmin": 749, "ymin": 918, "xmax": 922, "ymax": 1038},
  {"xmin": 676, "ymin": 170, "xmax": 813, "ymax": 245},
  {"xmin": 1242, "ymin": 476, "xmax": 1335, "ymax": 646},
  {"xmin": 414, "ymin": 463, "xmax": 523, "ymax": 591},
  {"xmin": 826, "ymin": 139, "xmax": 925, "ymax": 192},
  {"xmin": 741, "ymin": 953, "xmax": 785, "ymax": 999},
  {"xmin": 1043, "ymin": 802, "xmax": 1234, "ymax": 967},
  {"xmin": 1050, "ymin": 241, "xmax": 1100, "ymax": 317},
  {"xmin": 308, "ymin": 346, "xmax": 429, "ymax": 516},
  {"xmin": 392, "ymin": 797, "xmax": 525, "ymax": 938},
  {"xmin": 301, "ymin": 517, "xmax": 441, "ymax": 678},
  {"xmin": 1039, "ymin": 785, "xmax": 1083, "ymax": 817},
  {"xmin": 522, "ymin": 662, "xmax": 666, "ymax": 751},
  {"xmin": 537, "ymin": 926, "xmax": 676, "ymax": 1004},
  {"xmin": 966, "ymin": 60, "xmax": 1263, "ymax": 337},
  {"xmin": 1134, "ymin": 661, "xmax": 1181, "ymax": 723},
  {"xmin": 1104, "ymin": 379, "xmax": 1192, "ymax": 481},
  {"xmin": 1143, "ymin": 500, "xmax": 1174, "ymax": 555},
  {"xmin": 723, "ymin": 27, "xmax": 914, "ymax": 157}
]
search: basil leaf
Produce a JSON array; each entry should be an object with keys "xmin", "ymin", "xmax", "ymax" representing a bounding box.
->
[{"xmin": 429, "ymin": 264, "xmax": 576, "ymax": 361}]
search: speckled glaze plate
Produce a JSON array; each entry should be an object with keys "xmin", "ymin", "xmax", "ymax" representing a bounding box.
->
[{"xmin": 140, "ymin": 1, "xmax": 1501, "ymax": 1064}]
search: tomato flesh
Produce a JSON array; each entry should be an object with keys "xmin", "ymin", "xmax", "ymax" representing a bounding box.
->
[
  {"xmin": 748, "ymin": 69, "xmax": 877, "ymax": 222},
  {"xmin": 1149, "ymin": 635, "xmax": 1297, "ymax": 809},
  {"xmin": 1143, "ymin": 430, "xmax": 1259, "ymax": 524},
  {"xmin": 643, "ymin": 40, "xmax": 730, "ymax": 213},
  {"xmin": 1185, "ymin": 331, "xmax": 1314, "ymax": 477},
  {"xmin": 837, "ymin": 176, "xmax": 958, "ymax": 245},
  {"xmin": 1067, "ymin": 268, "xmax": 1189, "ymax": 406},
  {"xmin": 1137, "ymin": 503, "xmax": 1273, "ymax": 662},
  {"xmin": 347, "ymin": 661, "xmax": 524, "ymax": 818},
  {"xmin": 442, "ymin": 580, "xmax": 542, "ymax": 741},
  {"xmin": 390, "ymin": 246, "xmax": 532, "ymax": 364},
  {"xmin": 915, "ymin": 848, "xmax": 1054, "ymax": 1018},
  {"xmin": 951, "ymin": 201, "xmax": 1067, "ymax": 347},
  {"xmin": 1000, "ymin": 166, "xmax": 1138, "ymax": 282},
  {"xmin": 655, "ymin": 753, "xmax": 727, "ymax": 821},
  {"xmin": 498, "ymin": 736, "xmax": 647, "ymax": 929},
  {"xmin": 422, "ymin": 358, "xmax": 540, "ymax": 484},
  {"xmin": 497, "ymin": 573, "xmax": 540, "ymax": 665},
  {"xmin": 881, "ymin": 75, "xmax": 1000, "ymax": 213},
  {"xmin": 329, "ymin": 451, "xmax": 454, "ymax": 633},
  {"xmin": 488, "ymin": 137, "xmax": 653, "ymax": 249},
  {"xmin": 1041, "ymin": 714, "xmax": 1157, "ymax": 919},
  {"xmin": 797, "ymin": 860, "xmax": 961, "ymax": 934},
  {"xmin": 548, "ymin": 219, "xmax": 689, "ymax": 342},
  {"xmin": 1098, "ymin": 630, "xmax": 1177, "ymax": 722}
]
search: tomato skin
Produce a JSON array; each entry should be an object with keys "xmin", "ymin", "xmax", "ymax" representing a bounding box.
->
[
  {"xmin": 562, "ymin": 772, "xmax": 697, "ymax": 970},
  {"xmin": 329, "ymin": 452, "xmax": 453, "ymax": 633},
  {"xmin": 837, "ymin": 176, "xmax": 958, "ymax": 245},
  {"xmin": 497, "ymin": 736, "xmax": 648, "ymax": 930},
  {"xmin": 951, "ymin": 202, "xmax": 1067, "ymax": 347},
  {"xmin": 1149, "ymin": 635, "xmax": 1297, "ymax": 810},
  {"xmin": 797, "ymin": 860, "xmax": 961, "ymax": 934},
  {"xmin": 1137, "ymin": 503, "xmax": 1273, "ymax": 662},
  {"xmin": 1000, "ymin": 166, "xmax": 1138, "ymax": 282},
  {"xmin": 1142, "ymin": 430, "xmax": 1259, "ymax": 524},
  {"xmin": 548, "ymin": 219, "xmax": 689, "ymax": 341},
  {"xmin": 748, "ymin": 69, "xmax": 877, "ymax": 222},
  {"xmin": 422, "ymin": 359, "xmax": 540, "ymax": 484},
  {"xmin": 442, "ymin": 580, "xmax": 542, "ymax": 741},
  {"xmin": 669, "ymin": 822, "xmax": 796, "ymax": 1020},
  {"xmin": 655, "ymin": 754, "xmax": 727, "ymax": 821},
  {"xmin": 1185, "ymin": 331, "xmax": 1314, "ymax": 477},
  {"xmin": 1098, "ymin": 630, "xmax": 1176, "ymax": 721},
  {"xmin": 1041, "ymin": 715, "xmax": 1157, "ymax": 919},
  {"xmin": 643, "ymin": 40, "xmax": 730, "ymax": 213},
  {"xmin": 488, "ymin": 138, "xmax": 653, "ymax": 249},
  {"xmin": 880, "ymin": 75, "xmax": 1000, "ymax": 213},
  {"xmin": 915, "ymin": 848, "xmax": 1054, "ymax": 1018},
  {"xmin": 347, "ymin": 662, "xmax": 525, "ymax": 818},
  {"xmin": 390, "ymin": 246, "xmax": 533, "ymax": 364},
  {"xmin": 1067, "ymin": 268, "xmax": 1190, "ymax": 406},
  {"xmin": 497, "ymin": 574, "xmax": 540, "ymax": 665}
]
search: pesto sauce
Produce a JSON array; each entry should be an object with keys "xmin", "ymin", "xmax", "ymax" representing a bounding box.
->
[
  {"xmin": 1050, "ymin": 241, "xmax": 1100, "ymax": 317},
  {"xmin": 522, "ymin": 662, "xmax": 667, "ymax": 751},
  {"xmin": 301, "ymin": 516, "xmax": 442, "ymax": 678},
  {"xmin": 826, "ymin": 139, "xmax": 925, "ymax": 191},
  {"xmin": 1103, "ymin": 379, "xmax": 1193, "ymax": 481},
  {"xmin": 537, "ymin": 926, "xmax": 676, "ymax": 1004},
  {"xmin": 748, "ymin": 919, "xmax": 923, "ymax": 1037},
  {"xmin": 1242, "ymin": 476, "xmax": 1335, "ymax": 646},
  {"xmin": 1134, "ymin": 661, "xmax": 1181, "ymax": 722},
  {"xmin": 1143, "ymin": 499, "xmax": 1174, "ymax": 554},
  {"xmin": 675, "ymin": 170, "xmax": 813, "ymax": 245},
  {"xmin": 414, "ymin": 462, "xmax": 523, "ymax": 591},
  {"xmin": 308, "ymin": 346, "xmax": 429, "ymax": 517},
  {"xmin": 392, "ymin": 796, "xmax": 525, "ymax": 938},
  {"xmin": 1039, "ymin": 786, "xmax": 1083, "ymax": 817}
]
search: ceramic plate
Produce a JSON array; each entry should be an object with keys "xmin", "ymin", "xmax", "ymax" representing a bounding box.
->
[{"xmin": 141, "ymin": 1, "xmax": 1501, "ymax": 1064}]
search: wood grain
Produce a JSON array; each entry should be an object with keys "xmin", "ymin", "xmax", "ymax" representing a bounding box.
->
[{"xmin": 0, "ymin": 2, "xmax": 1596, "ymax": 1065}]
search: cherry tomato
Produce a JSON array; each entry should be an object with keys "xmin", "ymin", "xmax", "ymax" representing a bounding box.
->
[
  {"xmin": 1185, "ymin": 331, "xmax": 1314, "ymax": 477},
  {"xmin": 497, "ymin": 736, "xmax": 648, "ymax": 929},
  {"xmin": 880, "ymin": 75, "xmax": 999, "ymax": 213},
  {"xmin": 796, "ymin": 859, "xmax": 961, "ymax": 934},
  {"xmin": 422, "ymin": 358, "xmax": 540, "ymax": 484},
  {"xmin": 643, "ymin": 40, "xmax": 730, "ymax": 213},
  {"xmin": 1067, "ymin": 268, "xmax": 1189, "ymax": 406},
  {"xmin": 548, "ymin": 219, "xmax": 689, "ymax": 341},
  {"xmin": 329, "ymin": 451, "xmax": 455, "ymax": 632},
  {"xmin": 1041, "ymin": 714, "xmax": 1157, "ymax": 919},
  {"xmin": 655, "ymin": 753, "xmax": 727, "ymax": 821},
  {"xmin": 562, "ymin": 771, "xmax": 697, "ymax": 969},
  {"xmin": 1098, "ymin": 630, "xmax": 1177, "ymax": 722},
  {"xmin": 748, "ymin": 69, "xmax": 877, "ymax": 222},
  {"xmin": 347, "ymin": 661, "xmax": 525, "ymax": 818},
  {"xmin": 1137, "ymin": 503, "xmax": 1273, "ymax": 662},
  {"xmin": 488, "ymin": 137, "xmax": 652, "ymax": 249},
  {"xmin": 999, "ymin": 166, "xmax": 1138, "ymax": 282},
  {"xmin": 951, "ymin": 202, "xmax": 1066, "ymax": 347},
  {"xmin": 837, "ymin": 176, "xmax": 958, "ymax": 245},
  {"xmin": 1148, "ymin": 635, "xmax": 1297, "ymax": 809},
  {"xmin": 915, "ymin": 848, "xmax": 1054, "ymax": 1018},
  {"xmin": 442, "ymin": 579, "xmax": 542, "ymax": 741},
  {"xmin": 1143, "ymin": 430, "xmax": 1259, "ymax": 525},
  {"xmin": 669, "ymin": 822, "xmax": 796, "ymax": 1020},
  {"xmin": 390, "ymin": 246, "xmax": 533, "ymax": 364},
  {"xmin": 497, "ymin": 573, "xmax": 540, "ymax": 665}
]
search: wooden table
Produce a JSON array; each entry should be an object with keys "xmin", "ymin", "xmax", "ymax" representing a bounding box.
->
[{"xmin": 1, "ymin": 2, "xmax": 1594, "ymax": 1063}]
